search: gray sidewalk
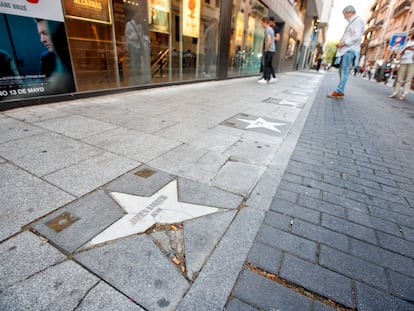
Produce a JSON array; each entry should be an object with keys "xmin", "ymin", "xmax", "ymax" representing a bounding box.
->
[
  {"xmin": 0, "ymin": 72, "xmax": 322, "ymax": 311},
  {"xmin": 228, "ymin": 73, "xmax": 414, "ymax": 311},
  {"xmin": 1, "ymin": 71, "xmax": 413, "ymax": 311}
]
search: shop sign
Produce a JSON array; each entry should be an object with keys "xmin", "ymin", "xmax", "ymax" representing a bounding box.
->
[
  {"xmin": 0, "ymin": 0, "xmax": 64, "ymax": 21},
  {"xmin": 63, "ymin": 0, "xmax": 111, "ymax": 24}
]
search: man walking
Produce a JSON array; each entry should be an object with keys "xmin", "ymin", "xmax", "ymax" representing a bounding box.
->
[
  {"xmin": 258, "ymin": 17, "xmax": 276, "ymax": 84},
  {"xmin": 327, "ymin": 5, "xmax": 365, "ymax": 99}
]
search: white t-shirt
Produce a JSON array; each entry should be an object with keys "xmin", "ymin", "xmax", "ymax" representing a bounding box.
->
[{"xmin": 400, "ymin": 39, "xmax": 414, "ymax": 65}]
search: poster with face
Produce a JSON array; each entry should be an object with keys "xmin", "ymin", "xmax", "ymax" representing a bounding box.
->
[{"xmin": 0, "ymin": 0, "xmax": 76, "ymax": 102}]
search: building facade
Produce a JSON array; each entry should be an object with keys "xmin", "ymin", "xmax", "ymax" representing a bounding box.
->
[
  {"xmin": 363, "ymin": 0, "xmax": 414, "ymax": 67},
  {"xmin": 0, "ymin": 0, "xmax": 327, "ymax": 109}
]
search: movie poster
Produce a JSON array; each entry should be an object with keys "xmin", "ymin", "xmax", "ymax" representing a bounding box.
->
[
  {"xmin": 0, "ymin": 0, "xmax": 76, "ymax": 102},
  {"xmin": 182, "ymin": 0, "xmax": 200, "ymax": 38}
]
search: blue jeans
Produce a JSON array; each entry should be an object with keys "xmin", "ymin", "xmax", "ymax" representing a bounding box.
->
[{"xmin": 336, "ymin": 50, "xmax": 356, "ymax": 94}]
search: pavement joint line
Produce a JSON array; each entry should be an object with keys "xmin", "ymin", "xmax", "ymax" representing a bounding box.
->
[{"xmin": 244, "ymin": 262, "xmax": 354, "ymax": 311}]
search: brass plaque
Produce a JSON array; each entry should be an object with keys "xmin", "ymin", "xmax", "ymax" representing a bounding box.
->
[
  {"xmin": 135, "ymin": 168, "xmax": 156, "ymax": 178},
  {"xmin": 46, "ymin": 212, "xmax": 80, "ymax": 233}
]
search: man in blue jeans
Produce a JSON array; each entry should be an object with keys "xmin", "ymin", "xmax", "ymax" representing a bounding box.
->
[{"xmin": 328, "ymin": 5, "xmax": 365, "ymax": 99}]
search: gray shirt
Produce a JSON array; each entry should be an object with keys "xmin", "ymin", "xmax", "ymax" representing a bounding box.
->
[{"xmin": 265, "ymin": 26, "xmax": 276, "ymax": 52}]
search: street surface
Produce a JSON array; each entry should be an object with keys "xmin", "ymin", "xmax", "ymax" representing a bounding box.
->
[{"xmin": 0, "ymin": 71, "xmax": 413, "ymax": 310}]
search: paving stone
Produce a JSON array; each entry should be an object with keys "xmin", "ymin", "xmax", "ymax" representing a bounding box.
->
[
  {"xmin": 184, "ymin": 210, "xmax": 237, "ymax": 280},
  {"xmin": 44, "ymin": 152, "xmax": 139, "ymax": 197},
  {"xmin": 247, "ymin": 242, "xmax": 282, "ymax": 274},
  {"xmin": 31, "ymin": 190, "xmax": 124, "ymax": 253},
  {"xmin": 347, "ymin": 209, "xmax": 401, "ymax": 237},
  {"xmin": 350, "ymin": 238, "xmax": 414, "ymax": 278},
  {"xmin": 34, "ymin": 115, "xmax": 118, "ymax": 139},
  {"xmin": 0, "ymin": 117, "xmax": 45, "ymax": 144},
  {"xmin": 401, "ymin": 225, "xmax": 414, "ymax": 242},
  {"xmin": 363, "ymin": 186, "xmax": 409, "ymax": 206},
  {"xmin": 0, "ymin": 132, "xmax": 102, "ymax": 176},
  {"xmin": 319, "ymin": 245, "xmax": 388, "ymax": 289},
  {"xmin": 102, "ymin": 110, "xmax": 177, "ymax": 134},
  {"xmin": 105, "ymin": 165, "xmax": 175, "ymax": 196},
  {"xmin": 377, "ymin": 232, "xmax": 414, "ymax": 259},
  {"xmin": 75, "ymin": 235, "xmax": 189, "ymax": 311},
  {"xmin": 298, "ymin": 194, "xmax": 346, "ymax": 218},
  {"xmin": 280, "ymin": 254, "xmax": 353, "ymax": 308},
  {"xmin": 76, "ymin": 281, "xmax": 144, "ymax": 311},
  {"xmin": 184, "ymin": 150, "xmax": 229, "ymax": 184},
  {"xmin": 213, "ymin": 161, "xmax": 265, "ymax": 197},
  {"xmin": 83, "ymin": 127, "xmax": 181, "ymax": 163},
  {"xmin": 149, "ymin": 144, "xmax": 207, "ymax": 177},
  {"xmin": 278, "ymin": 180, "xmax": 321, "ymax": 199},
  {"xmin": 4, "ymin": 105, "xmax": 70, "ymax": 123},
  {"xmin": 232, "ymin": 269, "xmax": 312, "ymax": 311},
  {"xmin": 177, "ymin": 208, "xmax": 264, "ymax": 311},
  {"xmin": 0, "ymin": 260, "xmax": 98, "ymax": 311},
  {"xmin": 0, "ymin": 231, "xmax": 66, "ymax": 291},
  {"xmin": 246, "ymin": 166, "xmax": 285, "ymax": 212},
  {"xmin": 225, "ymin": 138, "xmax": 278, "ymax": 166},
  {"xmin": 264, "ymin": 210, "xmax": 292, "ymax": 231},
  {"xmin": 388, "ymin": 270, "xmax": 414, "ymax": 302},
  {"xmin": 0, "ymin": 163, "xmax": 75, "ymax": 241},
  {"xmin": 292, "ymin": 219, "xmax": 349, "ymax": 251},
  {"xmin": 273, "ymin": 188, "xmax": 299, "ymax": 204},
  {"xmin": 369, "ymin": 204, "xmax": 414, "ymax": 229},
  {"xmin": 322, "ymin": 214, "xmax": 377, "ymax": 244},
  {"xmin": 225, "ymin": 298, "xmax": 258, "ymax": 311},
  {"xmin": 355, "ymin": 282, "xmax": 414, "ymax": 311},
  {"xmin": 178, "ymin": 178, "xmax": 243, "ymax": 209},
  {"xmin": 257, "ymin": 225, "xmax": 317, "ymax": 262},
  {"xmin": 270, "ymin": 198, "xmax": 320, "ymax": 224}
]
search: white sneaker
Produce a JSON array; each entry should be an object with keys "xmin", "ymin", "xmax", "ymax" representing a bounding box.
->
[
  {"xmin": 269, "ymin": 77, "xmax": 278, "ymax": 83},
  {"xmin": 257, "ymin": 79, "xmax": 267, "ymax": 84}
]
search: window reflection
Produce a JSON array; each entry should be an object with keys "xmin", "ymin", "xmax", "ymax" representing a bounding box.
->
[{"xmin": 228, "ymin": 0, "xmax": 268, "ymax": 77}]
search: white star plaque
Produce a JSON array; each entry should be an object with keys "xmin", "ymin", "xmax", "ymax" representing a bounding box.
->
[
  {"xmin": 85, "ymin": 180, "xmax": 220, "ymax": 248},
  {"xmin": 237, "ymin": 117, "xmax": 287, "ymax": 133}
]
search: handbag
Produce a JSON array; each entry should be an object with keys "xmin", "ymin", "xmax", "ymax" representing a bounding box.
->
[{"xmin": 332, "ymin": 51, "xmax": 341, "ymax": 68}]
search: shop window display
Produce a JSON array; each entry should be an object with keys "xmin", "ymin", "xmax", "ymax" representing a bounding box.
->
[{"xmin": 228, "ymin": 0, "xmax": 268, "ymax": 77}]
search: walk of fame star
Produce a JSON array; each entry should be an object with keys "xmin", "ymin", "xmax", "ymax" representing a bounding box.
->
[
  {"xmin": 237, "ymin": 117, "xmax": 287, "ymax": 133},
  {"xmin": 84, "ymin": 179, "xmax": 221, "ymax": 248}
]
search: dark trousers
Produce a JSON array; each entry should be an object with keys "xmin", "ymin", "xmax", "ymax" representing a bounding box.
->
[{"xmin": 263, "ymin": 51, "xmax": 274, "ymax": 81}]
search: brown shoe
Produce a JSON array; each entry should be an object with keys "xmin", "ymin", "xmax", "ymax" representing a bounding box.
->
[{"xmin": 327, "ymin": 91, "xmax": 344, "ymax": 99}]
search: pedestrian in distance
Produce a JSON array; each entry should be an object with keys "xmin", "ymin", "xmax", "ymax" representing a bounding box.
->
[
  {"xmin": 389, "ymin": 33, "xmax": 414, "ymax": 101},
  {"xmin": 269, "ymin": 16, "xmax": 280, "ymax": 81},
  {"xmin": 327, "ymin": 5, "xmax": 365, "ymax": 99},
  {"xmin": 257, "ymin": 17, "xmax": 276, "ymax": 84}
]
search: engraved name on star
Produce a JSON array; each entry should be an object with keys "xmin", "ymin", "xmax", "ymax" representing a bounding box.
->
[
  {"xmin": 84, "ymin": 179, "xmax": 221, "ymax": 248},
  {"xmin": 237, "ymin": 117, "xmax": 287, "ymax": 133}
]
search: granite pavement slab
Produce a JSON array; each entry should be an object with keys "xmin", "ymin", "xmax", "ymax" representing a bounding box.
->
[
  {"xmin": 83, "ymin": 127, "xmax": 181, "ymax": 163},
  {"xmin": 0, "ymin": 231, "xmax": 66, "ymax": 291},
  {"xmin": 213, "ymin": 161, "xmax": 265, "ymax": 197},
  {"xmin": 31, "ymin": 190, "xmax": 124, "ymax": 253},
  {"xmin": 0, "ymin": 132, "xmax": 102, "ymax": 177},
  {"xmin": 33, "ymin": 114, "xmax": 119, "ymax": 139},
  {"xmin": 76, "ymin": 281, "xmax": 144, "ymax": 311},
  {"xmin": 0, "ymin": 162, "xmax": 75, "ymax": 241},
  {"xmin": 0, "ymin": 260, "xmax": 99, "ymax": 311},
  {"xmin": 0, "ymin": 117, "xmax": 45, "ymax": 144},
  {"xmin": 43, "ymin": 152, "xmax": 139, "ymax": 197},
  {"xmin": 75, "ymin": 235, "xmax": 190, "ymax": 311}
]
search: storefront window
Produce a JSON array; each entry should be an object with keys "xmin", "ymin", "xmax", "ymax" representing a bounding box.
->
[
  {"xmin": 62, "ymin": 0, "xmax": 221, "ymax": 92},
  {"xmin": 228, "ymin": 0, "xmax": 267, "ymax": 77}
]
